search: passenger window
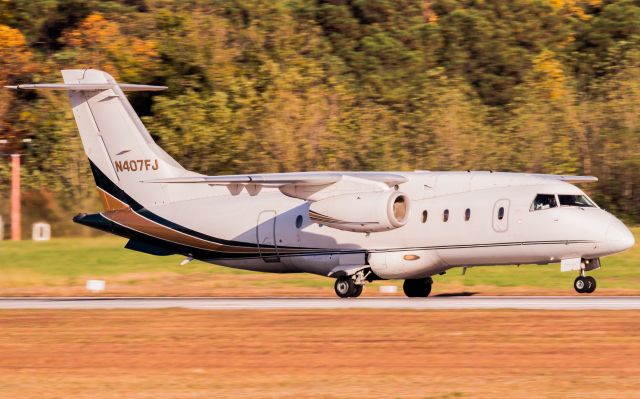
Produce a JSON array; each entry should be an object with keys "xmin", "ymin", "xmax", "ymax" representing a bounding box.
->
[
  {"xmin": 295, "ymin": 215, "xmax": 303, "ymax": 228},
  {"xmin": 443, "ymin": 209, "xmax": 449, "ymax": 222},
  {"xmin": 465, "ymin": 208, "xmax": 471, "ymax": 221},
  {"xmin": 558, "ymin": 195, "xmax": 596, "ymax": 208},
  {"xmin": 421, "ymin": 210, "xmax": 428, "ymax": 223},
  {"xmin": 530, "ymin": 194, "xmax": 558, "ymax": 211},
  {"xmin": 498, "ymin": 207, "xmax": 505, "ymax": 220}
]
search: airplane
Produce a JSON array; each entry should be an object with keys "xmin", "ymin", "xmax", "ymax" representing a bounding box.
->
[{"xmin": 7, "ymin": 69, "xmax": 635, "ymax": 298}]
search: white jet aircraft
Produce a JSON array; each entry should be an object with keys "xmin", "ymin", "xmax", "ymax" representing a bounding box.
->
[{"xmin": 7, "ymin": 69, "xmax": 635, "ymax": 297}]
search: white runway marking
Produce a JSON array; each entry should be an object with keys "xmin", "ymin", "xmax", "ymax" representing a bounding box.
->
[{"xmin": 0, "ymin": 296, "xmax": 639, "ymax": 310}]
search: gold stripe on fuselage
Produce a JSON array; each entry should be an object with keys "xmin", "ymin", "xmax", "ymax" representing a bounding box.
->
[
  {"xmin": 102, "ymin": 207, "xmax": 314, "ymax": 255},
  {"xmin": 98, "ymin": 188, "xmax": 129, "ymax": 211}
]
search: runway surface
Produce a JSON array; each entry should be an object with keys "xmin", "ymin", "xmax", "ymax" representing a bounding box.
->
[{"xmin": 1, "ymin": 296, "xmax": 639, "ymax": 310}]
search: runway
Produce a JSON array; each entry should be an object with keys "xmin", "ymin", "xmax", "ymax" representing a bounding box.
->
[{"xmin": 1, "ymin": 296, "xmax": 640, "ymax": 310}]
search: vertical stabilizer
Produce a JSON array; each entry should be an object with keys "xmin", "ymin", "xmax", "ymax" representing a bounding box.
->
[{"xmin": 60, "ymin": 69, "xmax": 199, "ymax": 208}]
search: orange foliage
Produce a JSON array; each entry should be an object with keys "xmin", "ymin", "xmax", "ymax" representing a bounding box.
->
[
  {"xmin": 0, "ymin": 24, "xmax": 33, "ymax": 80},
  {"xmin": 531, "ymin": 49, "xmax": 567, "ymax": 100},
  {"xmin": 0, "ymin": 24, "xmax": 34, "ymax": 131},
  {"xmin": 60, "ymin": 13, "xmax": 158, "ymax": 81},
  {"xmin": 422, "ymin": 1, "xmax": 439, "ymax": 24},
  {"xmin": 546, "ymin": 0, "xmax": 602, "ymax": 20}
]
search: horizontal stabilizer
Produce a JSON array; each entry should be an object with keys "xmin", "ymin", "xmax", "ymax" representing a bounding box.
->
[
  {"xmin": 529, "ymin": 174, "xmax": 598, "ymax": 183},
  {"xmin": 5, "ymin": 83, "xmax": 167, "ymax": 91}
]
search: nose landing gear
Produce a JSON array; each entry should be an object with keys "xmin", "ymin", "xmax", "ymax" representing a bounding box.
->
[{"xmin": 574, "ymin": 274, "xmax": 596, "ymax": 294}]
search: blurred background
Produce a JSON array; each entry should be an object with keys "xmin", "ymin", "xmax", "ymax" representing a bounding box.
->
[
  {"xmin": 1, "ymin": 0, "xmax": 640, "ymax": 234},
  {"xmin": 0, "ymin": 0, "xmax": 639, "ymax": 296}
]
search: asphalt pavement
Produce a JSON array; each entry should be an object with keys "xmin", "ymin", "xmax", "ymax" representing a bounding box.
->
[{"xmin": 1, "ymin": 296, "xmax": 639, "ymax": 310}]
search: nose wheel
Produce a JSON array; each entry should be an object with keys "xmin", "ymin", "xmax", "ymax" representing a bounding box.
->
[{"xmin": 574, "ymin": 275, "xmax": 596, "ymax": 294}]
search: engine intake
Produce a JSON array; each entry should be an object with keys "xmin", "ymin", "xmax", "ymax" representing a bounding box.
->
[{"xmin": 309, "ymin": 191, "xmax": 410, "ymax": 233}]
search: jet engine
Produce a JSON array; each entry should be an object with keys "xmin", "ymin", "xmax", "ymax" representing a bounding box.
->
[{"xmin": 309, "ymin": 191, "xmax": 410, "ymax": 233}]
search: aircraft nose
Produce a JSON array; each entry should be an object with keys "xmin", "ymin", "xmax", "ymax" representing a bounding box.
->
[{"xmin": 605, "ymin": 219, "xmax": 635, "ymax": 253}]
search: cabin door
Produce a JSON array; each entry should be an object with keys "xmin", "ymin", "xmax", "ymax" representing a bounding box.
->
[{"xmin": 257, "ymin": 210, "xmax": 280, "ymax": 262}]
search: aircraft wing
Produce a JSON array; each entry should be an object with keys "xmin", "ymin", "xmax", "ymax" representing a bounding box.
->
[
  {"xmin": 529, "ymin": 174, "xmax": 598, "ymax": 183},
  {"xmin": 144, "ymin": 172, "xmax": 408, "ymax": 200},
  {"xmin": 144, "ymin": 172, "xmax": 408, "ymax": 186}
]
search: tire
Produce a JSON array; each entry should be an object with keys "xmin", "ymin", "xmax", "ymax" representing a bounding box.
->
[
  {"xmin": 403, "ymin": 278, "xmax": 432, "ymax": 298},
  {"xmin": 584, "ymin": 276, "xmax": 597, "ymax": 294},
  {"xmin": 574, "ymin": 276, "xmax": 586, "ymax": 294},
  {"xmin": 334, "ymin": 277, "xmax": 355, "ymax": 298},
  {"xmin": 351, "ymin": 284, "xmax": 363, "ymax": 298}
]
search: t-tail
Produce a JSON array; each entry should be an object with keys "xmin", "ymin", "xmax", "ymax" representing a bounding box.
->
[{"xmin": 6, "ymin": 69, "xmax": 200, "ymax": 211}]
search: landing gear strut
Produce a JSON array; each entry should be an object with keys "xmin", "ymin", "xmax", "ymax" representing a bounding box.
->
[
  {"xmin": 403, "ymin": 277, "xmax": 433, "ymax": 297},
  {"xmin": 334, "ymin": 276, "xmax": 364, "ymax": 298},
  {"xmin": 574, "ymin": 273, "xmax": 597, "ymax": 294}
]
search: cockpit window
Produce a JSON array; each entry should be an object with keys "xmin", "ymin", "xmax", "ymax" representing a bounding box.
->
[
  {"xmin": 558, "ymin": 195, "xmax": 595, "ymax": 208},
  {"xmin": 530, "ymin": 194, "xmax": 557, "ymax": 211}
]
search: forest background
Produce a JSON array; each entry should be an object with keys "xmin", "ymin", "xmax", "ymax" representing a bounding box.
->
[{"xmin": 1, "ymin": 0, "xmax": 639, "ymax": 236}]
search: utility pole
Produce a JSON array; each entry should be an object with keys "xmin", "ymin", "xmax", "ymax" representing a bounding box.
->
[
  {"xmin": 10, "ymin": 154, "xmax": 20, "ymax": 241},
  {"xmin": 1, "ymin": 138, "xmax": 31, "ymax": 241}
]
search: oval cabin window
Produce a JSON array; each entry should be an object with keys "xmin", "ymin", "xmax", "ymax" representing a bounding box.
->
[
  {"xmin": 295, "ymin": 215, "xmax": 303, "ymax": 228},
  {"xmin": 443, "ymin": 209, "xmax": 449, "ymax": 222},
  {"xmin": 465, "ymin": 208, "xmax": 471, "ymax": 221},
  {"xmin": 498, "ymin": 207, "xmax": 505, "ymax": 220},
  {"xmin": 421, "ymin": 210, "xmax": 428, "ymax": 223}
]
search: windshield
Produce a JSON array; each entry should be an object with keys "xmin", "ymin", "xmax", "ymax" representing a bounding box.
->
[
  {"xmin": 530, "ymin": 194, "xmax": 557, "ymax": 211},
  {"xmin": 558, "ymin": 194, "xmax": 596, "ymax": 208}
]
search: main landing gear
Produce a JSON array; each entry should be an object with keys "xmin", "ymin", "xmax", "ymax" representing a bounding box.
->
[
  {"xmin": 334, "ymin": 276, "xmax": 363, "ymax": 298},
  {"xmin": 574, "ymin": 275, "xmax": 596, "ymax": 294},
  {"xmin": 403, "ymin": 277, "xmax": 433, "ymax": 298},
  {"xmin": 333, "ymin": 273, "xmax": 434, "ymax": 298}
]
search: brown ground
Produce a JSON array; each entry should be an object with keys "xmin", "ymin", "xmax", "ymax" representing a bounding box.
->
[{"xmin": 1, "ymin": 310, "xmax": 639, "ymax": 398}]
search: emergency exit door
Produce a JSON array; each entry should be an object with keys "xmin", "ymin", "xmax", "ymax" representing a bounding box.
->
[{"xmin": 492, "ymin": 199, "xmax": 510, "ymax": 232}]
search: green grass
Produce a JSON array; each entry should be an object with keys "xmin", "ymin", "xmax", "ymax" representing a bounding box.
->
[
  {"xmin": 0, "ymin": 229, "xmax": 639, "ymax": 294},
  {"xmin": 0, "ymin": 236, "xmax": 248, "ymax": 277}
]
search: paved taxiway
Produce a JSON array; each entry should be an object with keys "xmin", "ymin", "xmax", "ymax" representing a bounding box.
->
[{"xmin": 1, "ymin": 296, "xmax": 639, "ymax": 310}]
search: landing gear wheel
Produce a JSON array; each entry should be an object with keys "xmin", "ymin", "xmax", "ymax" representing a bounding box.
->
[
  {"xmin": 584, "ymin": 276, "xmax": 597, "ymax": 294},
  {"xmin": 574, "ymin": 276, "xmax": 586, "ymax": 294},
  {"xmin": 351, "ymin": 284, "xmax": 364, "ymax": 298},
  {"xmin": 334, "ymin": 277, "xmax": 355, "ymax": 298},
  {"xmin": 403, "ymin": 278, "xmax": 433, "ymax": 298}
]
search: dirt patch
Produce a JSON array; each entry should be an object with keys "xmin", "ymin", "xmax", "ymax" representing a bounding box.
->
[{"xmin": 0, "ymin": 309, "xmax": 639, "ymax": 398}]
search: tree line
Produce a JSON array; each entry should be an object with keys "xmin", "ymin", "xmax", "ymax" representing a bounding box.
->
[{"xmin": 0, "ymin": 0, "xmax": 639, "ymax": 235}]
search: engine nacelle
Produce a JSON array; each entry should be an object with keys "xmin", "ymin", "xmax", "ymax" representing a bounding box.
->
[{"xmin": 309, "ymin": 191, "xmax": 410, "ymax": 233}]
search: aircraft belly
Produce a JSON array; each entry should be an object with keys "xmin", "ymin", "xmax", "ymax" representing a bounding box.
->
[
  {"xmin": 213, "ymin": 258, "xmax": 294, "ymax": 273},
  {"xmin": 281, "ymin": 254, "xmax": 339, "ymax": 275}
]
